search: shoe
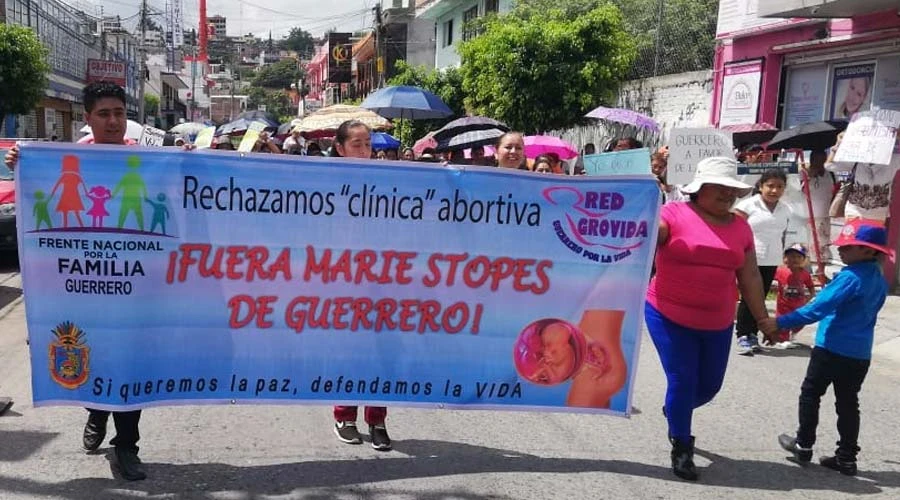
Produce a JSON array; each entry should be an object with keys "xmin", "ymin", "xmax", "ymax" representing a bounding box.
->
[
  {"xmin": 737, "ymin": 336, "xmax": 755, "ymax": 356},
  {"xmin": 820, "ymin": 456, "xmax": 857, "ymax": 476},
  {"xmin": 778, "ymin": 433, "xmax": 812, "ymax": 463},
  {"xmin": 782, "ymin": 341, "xmax": 799, "ymax": 349},
  {"xmin": 333, "ymin": 421, "xmax": 362, "ymax": 445},
  {"xmin": 82, "ymin": 412, "xmax": 108, "ymax": 451},
  {"xmin": 748, "ymin": 334, "xmax": 763, "ymax": 352},
  {"xmin": 0, "ymin": 397, "xmax": 12, "ymax": 416},
  {"xmin": 114, "ymin": 447, "xmax": 147, "ymax": 481},
  {"xmin": 370, "ymin": 424, "xmax": 392, "ymax": 451},
  {"xmin": 670, "ymin": 437, "xmax": 698, "ymax": 481}
]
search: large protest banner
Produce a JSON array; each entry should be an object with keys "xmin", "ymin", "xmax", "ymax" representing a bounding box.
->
[{"xmin": 17, "ymin": 144, "xmax": 659, "ymax": 416}]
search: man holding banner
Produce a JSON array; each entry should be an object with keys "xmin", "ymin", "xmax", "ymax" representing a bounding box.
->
[{"xmin": 5, "ymin": 81, "xmax": 148, "ymax": 481}]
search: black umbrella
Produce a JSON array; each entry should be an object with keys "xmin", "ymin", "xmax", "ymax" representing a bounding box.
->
[
  {"xmin": 765, "ymin": 120, "xmax": 848, "ymax": 151},
  {"xmin": 721, "ymin": 123, "xmax": 779, "ymax": 150},
  {"xmin": 435, "ymin": 128, "xmax": 507, "ymax": 152},
  {"xmin": 433, "ymin": 116, "xmax": 509, "ymax": 142},
  {"xmin": 216, "ymin": 118, "xmax": 278, "ymax": 136}
]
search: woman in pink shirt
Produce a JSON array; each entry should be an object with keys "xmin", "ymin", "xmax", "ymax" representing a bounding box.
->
[{"xmin": 646, "ymin": 157, "xmax": 774, "ymax": 481}]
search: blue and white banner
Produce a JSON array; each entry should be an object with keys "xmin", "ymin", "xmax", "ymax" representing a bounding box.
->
[{"xmin": 17, "ymin": 144, "xmax": 659, "ymax": 415}]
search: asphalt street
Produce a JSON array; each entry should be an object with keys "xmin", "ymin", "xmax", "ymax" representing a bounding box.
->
[{"xmin": 1, "ymin": 251, "xmax": 900, "ymax": 499}]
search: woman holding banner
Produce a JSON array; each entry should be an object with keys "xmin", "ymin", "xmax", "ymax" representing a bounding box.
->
[
  {"xmin": 646, "ymin": 157, "xmax": 774, "ymax": 481},
  {"xmin": 327, "ymin": 119, "xmax": 393, "ymax": 452}
]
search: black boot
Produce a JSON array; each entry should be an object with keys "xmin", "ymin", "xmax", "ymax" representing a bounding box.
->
[
  {"xmin": 670, "ymin": 437, "xmax": 698, "ymax": 481},
  {"xmin": 83, "ymin": 411, "xmax": 108, "ymax": 452},
  {"xmin": 114, "ymin": 446, "xmax": 147, "ymax": 481},
  {"xmin": 821, "ymin": 442, "xmax": 859, "ymax": 476}
]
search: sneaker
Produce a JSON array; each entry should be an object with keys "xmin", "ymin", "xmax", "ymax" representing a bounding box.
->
[
  {"xmin": 333, "ymin": 421, "xmax": 362, "ymax": 445},
  {"xmin": 748, "ymin": 334, "xmax": 763, "ymax": 352},
  {"xmin": 778, "ymin": 433, "xmax": 813, "ymax": 463},
  {"xmin": 737, "ymin": 336, "xmax": 755, "ymax": 356},
  {"xmin": 782, "ymin": 341, "xmax": 799, "ymax": 349},
  {"xmin": 820, "ymin": 455, "xmax": 857, "ymax": 476},
  {"xmin": 369, "ymin": 424, "xmax": 392, "ymax": 451}
]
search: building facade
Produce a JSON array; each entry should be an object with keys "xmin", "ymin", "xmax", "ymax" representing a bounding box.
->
[
  {"xmin": 415, "ymin": 0, "xmax": 511, "ymax": 69},
  {"xmin": 1, "ymin": 2, "xmax": 140, "ymax": 140},
  {"xmin": 711, "ymin": 0, "xmax": 900, "ymax": 285}
]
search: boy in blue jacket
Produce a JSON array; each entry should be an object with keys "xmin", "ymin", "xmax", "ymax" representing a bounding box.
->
[{"xmin": 760, "ymin": 220, "xmax": 891, "ymax": 476}]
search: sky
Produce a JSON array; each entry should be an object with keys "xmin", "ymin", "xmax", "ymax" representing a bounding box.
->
[{"xmin": 94, "ymin": 0, "xmax": 380, "ymax": 39}]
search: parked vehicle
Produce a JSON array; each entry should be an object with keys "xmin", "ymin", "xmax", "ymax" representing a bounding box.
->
[{"xmin": 0, "ymin": 139, "xmax": 19, "ymax": 251}]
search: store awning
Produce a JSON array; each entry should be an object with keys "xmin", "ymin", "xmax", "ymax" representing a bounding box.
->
[
  {"xmin": 161, "ymin": 73, "xmax": 188, "ymax": 90},
  {"xmin": 759, "ymin": 0, "xmax": 899, "ymax": 19}
]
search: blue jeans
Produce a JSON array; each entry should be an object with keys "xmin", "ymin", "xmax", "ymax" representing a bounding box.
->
[{"xmin": 645, "ymin": 302, "xmax": 733, "ymax": 442}]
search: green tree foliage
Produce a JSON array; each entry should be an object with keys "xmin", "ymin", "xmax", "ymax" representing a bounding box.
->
[
  {"xmin": 0, "ymin": 24, "xmax": 50, "ymax": 123},
  {"xmin": 144, "ymin": 94, "xmax": 160, "ymax": 114},
  {"xmin": 279, "ymin": 27, "xmax": 315, "ymax": 57},
  {"xmin": 459, "ymin": 4, "xmax": 635, "ymax": 134},
  {"xmin": 248, "ymin": 87, "xmax": 295, "ymax": 122},
  {"xmin": 387, "ymin": 60, "xmax": 466, "ymax": 144},
  {"xmin": 515, "ymin": 0, "xmax": 718, "ymax": 78},
  {"xmin": 252, "ymin": 58, "xmax": 303, "ymax": 89}
]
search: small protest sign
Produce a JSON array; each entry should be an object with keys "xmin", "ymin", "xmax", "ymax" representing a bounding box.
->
[
  {"xmin": 138, "ymin": 125, "xmax": 166, "ymax": 147},
  {"xmin": 667, "ymin": 128, "xmax": 734, "ymax": 185},
  {"xmin": 736, "ymin": 161, "xmax": 799, "ymax": 175},
  {"xmin": 834, "ymin": 109, "xmax": 900, "ymax": 166},
  {"xmin": 194, "ymin": 126, "xmax": 216, "ymax": 149},
  {"xmin": 238, "ymin": 122, "xmax": 267, "ymax": 153},
  {"xmin": 583, "ymin": 148, "xmax": 652, "ymax": 176}
]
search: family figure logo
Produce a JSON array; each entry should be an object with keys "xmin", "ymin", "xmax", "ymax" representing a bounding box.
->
[
  {"xmin": 542, "ymin": 186, "xmax": 649, "ymax": 263},
  {"xmin": 31, "ymin": 154, "xmax": 172, "ymax": 236},
  {"xmin": 48, "ymin": 321, "xmax": 90, "ymax": 389}
]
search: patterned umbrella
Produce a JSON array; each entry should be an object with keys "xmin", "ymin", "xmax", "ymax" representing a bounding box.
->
[
  {"xmin": 585, "ymin": 106, "xmax": 660, "ymax": 132},
  {"xmin": 296, "ymin": 104, "xmax": 392, "ymax": 139},
  {"xmin": 433, "ymin": 116, "xmax": 508, "ymax": 142},
  {"xmin": 413, "ymin": 132, "xmax": 437, "ymax": 156},
  {"xmin": 435, "ymin": 128, "xmax": 506, "ymax": 152}
]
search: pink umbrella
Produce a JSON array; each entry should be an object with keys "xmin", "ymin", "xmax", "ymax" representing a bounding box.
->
[
  {"xmin": 485, "ymin": 135, "xmax": 579, "ymax": 159},
  {"xmin": 412, "ymin": 132, "xmax": 437, "ymax": 156}
]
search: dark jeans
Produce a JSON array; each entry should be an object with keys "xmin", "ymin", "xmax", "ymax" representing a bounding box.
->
[
  {"xmin": 88, "ymin": 409, "xmax": 142, "ymax": 452},
  {"xmin": 735, "ymin": 265, "xmax": 777, "ymax": 338},
  {"xmin": 796, "ymin": 347, "xmax": 870, "ymax": 460}
]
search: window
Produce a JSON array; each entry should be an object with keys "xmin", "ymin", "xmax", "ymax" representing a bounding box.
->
[
  {"xmin": 463, "ymin": 6, "xmax": 479, "ymax": 41},
  {"xmin": 442, "ymin": 19, "xmax": 453, "ymax": 47},
  {"xmin": 484, "ymin": 0, "xmax": 500, "ymax": 13}
]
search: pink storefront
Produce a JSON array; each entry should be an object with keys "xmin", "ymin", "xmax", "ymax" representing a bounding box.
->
[{"xmin": 711, "ymin": 0, "xmax": 900, "ymax": 288}]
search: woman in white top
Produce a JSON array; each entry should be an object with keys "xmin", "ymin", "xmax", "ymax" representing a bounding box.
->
[{"xmin": 733, "ymin": 169, "xmax": 792, "ymax": 355}]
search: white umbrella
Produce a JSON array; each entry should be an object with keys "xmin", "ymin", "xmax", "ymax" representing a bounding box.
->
[{"xmin": 80, "ymin": 120, "xmax": 144, "ymax": 140}]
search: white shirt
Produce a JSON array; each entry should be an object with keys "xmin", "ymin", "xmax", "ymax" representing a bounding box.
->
[
  {"xmin": 735, "ymin": 194, "xmax": 793, "ymax": 266},
  {"xmin": 805, "ymin": 171, "xmax": 835, "ymax": 219},
  {"xmin": 845, "ymin": 155, "xmax": 900, "ymax": 222}
]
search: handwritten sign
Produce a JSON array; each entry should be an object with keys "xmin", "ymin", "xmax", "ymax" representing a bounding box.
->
[
  {"xmin": 194, "ymin": 126, "xmax": 216, "ymax": 149},
  {"xmin": 238, "ymin": 122, "xmax": 267, "ymax": 153},
  {"xmin": 583, "ymin": 148, "xmax": 651, "ymax": 176},
  {"xmin": 668, "ymin": 128, "xmax": 734, "ymax": 185},
  {"xmin": 834, "ymin": 109, "xmax": 900, "ymax": 166},
  {"xmin": 138, "ymin": 126, "xmax": 166, "ymax": 147},
  {"xmin": 737, "ymin": 161, "xmax": 799, "ymax": 175}
]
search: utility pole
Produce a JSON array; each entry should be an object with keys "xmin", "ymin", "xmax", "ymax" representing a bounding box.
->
[
  {"xmin": 190, "ymin": 29, "xmax": 197, "ymax": 121},
  {"xmin": 373, "ymin": 2, "xmax": 384, "ymax": 89},
  {"xmin": 137, "ymin": 0, "xmax": 148, "ymax": 124}
]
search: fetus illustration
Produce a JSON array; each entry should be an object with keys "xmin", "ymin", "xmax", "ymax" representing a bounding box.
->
[{"xmin": 513, "ymin": 310, "xmax": 627, "ymax": 409}]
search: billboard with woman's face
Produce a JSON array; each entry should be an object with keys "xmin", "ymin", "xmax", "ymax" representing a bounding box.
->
[{"xmin": 830, "ymin": 64, "xmax": 875, "ymax": 121}]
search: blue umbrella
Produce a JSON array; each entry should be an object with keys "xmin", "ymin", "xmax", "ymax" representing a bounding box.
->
[
  {"xmin": 361, "ymin": 86, "xmax": 453, "ymax": 120},
  {"xmin": 361, "ymin": 85, "xmax": 454, "ymax": 145},
  {"xmin": 371, "ymin": 132, "xmax": 401, "ymax": 151}
]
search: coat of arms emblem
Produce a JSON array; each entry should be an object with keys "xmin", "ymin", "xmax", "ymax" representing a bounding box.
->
[{"xmin": 48, "ymin": 321, "xmax": 90, "ymax": 389}]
